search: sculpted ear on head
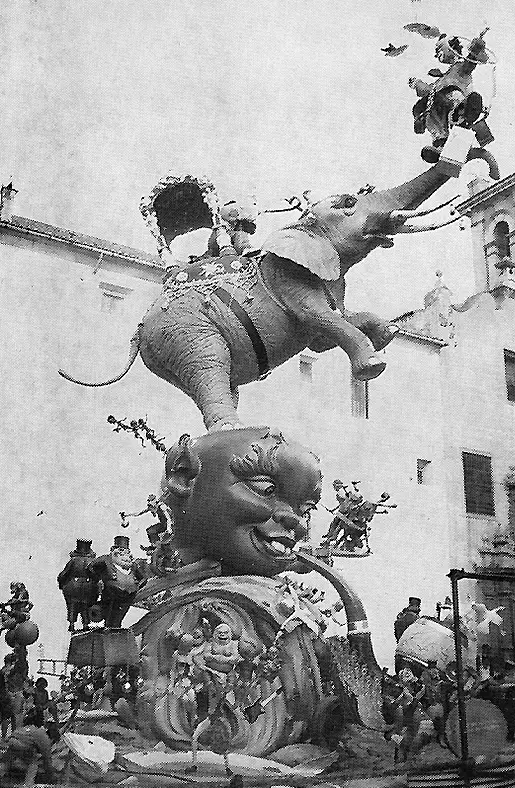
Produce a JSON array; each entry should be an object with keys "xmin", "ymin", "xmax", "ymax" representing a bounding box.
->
[{"xmin": 164, "ymin": 434, "xmax": 202, "ymax": 500}]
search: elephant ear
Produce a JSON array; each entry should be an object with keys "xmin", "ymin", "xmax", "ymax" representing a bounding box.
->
[{"xmin": 261, "ymin": 226, "xmax": 341, "ymax": 281}]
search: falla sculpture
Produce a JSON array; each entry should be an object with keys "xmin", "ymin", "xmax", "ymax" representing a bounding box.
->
[{"xmin": 52, "ymin": 34, "xmax": 508, "ymax": 778}]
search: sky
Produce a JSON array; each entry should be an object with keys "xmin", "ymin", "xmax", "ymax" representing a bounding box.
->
[{"xmin": 1, "ymin": 0, "xmax": 515, "ymax": 316}]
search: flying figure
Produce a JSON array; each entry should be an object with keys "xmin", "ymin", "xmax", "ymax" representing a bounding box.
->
[{"xmin": 381, "ymin": 43, "xmax": 409, "ymax": 57}]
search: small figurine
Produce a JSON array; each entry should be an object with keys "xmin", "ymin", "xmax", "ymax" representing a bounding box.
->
[
  {"xmin": 394, "ymin": 597, "xmax": 422, "ymax": 643},
  {"xmin": 57, "ymin": 539, "xmax": 98, "ymax": 632},
  {"xmin": 0, "ymin": 582, "xmax": 34, "ymax": 634},
  {"xmin": 320, "ymin": 481, "xmax": 395, "ymax": 555},
  {"xmin": 408, "ymin": 28, "xmax": 494, "ymax": 163},
  {"xmin": 120, "ymin": 493, "xmax": 174, "ymax": 553},
  {"xmin": 86, "ymin": 536, "xmax": 147, "ymax": 628},
  {"xmin": 194, "ymin": 623, "xmax": 242, "ymax": 710},
  {"xmin": 207, "ymin": 199, "xmax": 258, "ymax": 258},
  {"xmin": 381, "ymin": 43, "xmax": 408, "ymax": 57},
  {"xmin": 150, "ymin": 531, "xmax": 182, "ymax": 576}
]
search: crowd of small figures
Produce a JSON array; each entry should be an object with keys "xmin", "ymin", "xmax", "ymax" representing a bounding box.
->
[{"xmin": 316, "ymin": 480, "xmax": 396, "ymax": 560}]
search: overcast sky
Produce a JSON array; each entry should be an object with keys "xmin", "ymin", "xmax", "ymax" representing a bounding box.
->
[{"xmin": 1, "ymin": 0, "xmax": 515, "ymax": 315}]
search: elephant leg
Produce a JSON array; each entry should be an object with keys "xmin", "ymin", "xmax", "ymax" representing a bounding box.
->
[
  {"xmin": 182, "ymin": 341, "xmax": 243, "ymax": 432},
  {"xmin": 305, "ymin": 313, "xmax": 384, "ymax": 381},
  {"xmin": 262, "ymin": 254, "xmax": 386, "ymax": 380},
  {"xmin": 346, "ymin": 311, "xmax": 399, "ymax": 351}
]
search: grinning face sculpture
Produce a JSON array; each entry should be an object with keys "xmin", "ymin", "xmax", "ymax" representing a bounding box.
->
[{"xmin": 162, "ymin": 427, "xmax": 322, "ymax": 577}]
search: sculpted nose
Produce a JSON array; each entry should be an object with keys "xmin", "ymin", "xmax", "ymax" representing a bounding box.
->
[{"xmin": 272, "ymin": 509, "xmax": 307, "ymax": 540}]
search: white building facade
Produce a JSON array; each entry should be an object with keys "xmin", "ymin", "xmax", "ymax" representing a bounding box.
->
[{"xmin": 1, "ymin": 174, "xmax": 515, "ymax": 671}]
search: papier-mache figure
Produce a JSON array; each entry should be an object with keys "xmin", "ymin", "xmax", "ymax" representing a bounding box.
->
[
  {"xmin": 0, "ymin": 583, "xmax": 33, "ymax": 633},
  {"xmin": 57, "ymin": 539, "xmax": 98, "ymax": 632},
  {"xmin": 409, "ymin": 28, "xmax": 494, "ymax": 164},
  {"xmin": 206, "ymin": 198, "xmax": 258, "ymax": 258},
  {"xmin": 320, "ymin": 480, "xmax": 395, "ymax": 554},
  {"xmin": 193, "ymin": 623, "xmax": 242, "ymax": 711},
  {"xmin": 120, "ymin": 493, "xmax": 174, "ymax": 552},
  {"xmin": 87, "ymin": 536, "xmax": 147, "ymax": 628}
]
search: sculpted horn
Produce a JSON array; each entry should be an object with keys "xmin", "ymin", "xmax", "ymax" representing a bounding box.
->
[{"xmin": 295, "ymin": 548, "xmax": 381, "ymax": 675}]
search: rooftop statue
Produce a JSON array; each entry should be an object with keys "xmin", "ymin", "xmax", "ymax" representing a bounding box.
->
[{"xmin": 58, "ymin": 154, "xmax": 499, "ymax": 432}]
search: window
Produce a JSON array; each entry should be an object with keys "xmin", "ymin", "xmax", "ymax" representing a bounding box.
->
[
  {"xmin": 505, "ymin": 350, "xmax": 515, "ymax": 402},
  {"xmin": 417, "ymin": 459, "xmax": 431, "ymax": 485},
  {"xmin": 494, "ymin": 221, "xmax": 511, "ymax": 262},
  {"xmin": 351, "ymin": 377, "xmax": 369, "ymax": 419},
  {"xmin": 299, "ymin": 356, "xmax": 313, "ymax": 383},
  {"xmin": 101, "ymin": 291, "xmax": 124, "ymax": 313},
  {"xmin": 462, "ymin": 451, "xmax": 495, "ymax": 516},
  {"xmin": 99, "ymin": 281, "xmax": 132, "ymax": 313}
]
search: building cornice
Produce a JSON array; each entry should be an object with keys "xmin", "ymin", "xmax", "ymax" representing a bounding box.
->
[
  {"xmin": 456, "ymin": 173, "xmax": 515, "ymax": 216},
  {"xmin": 0, "ymin": 214, "xmax": 163, "ymax": 271},
  {"xmin": 396, "ymin": 328, "xmax": 448, "ymax": 347}
]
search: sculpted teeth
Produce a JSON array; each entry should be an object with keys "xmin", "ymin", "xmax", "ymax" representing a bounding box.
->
[{"xmin": 269, "ymin": 540, "xmax": 292, "ymax": 556}]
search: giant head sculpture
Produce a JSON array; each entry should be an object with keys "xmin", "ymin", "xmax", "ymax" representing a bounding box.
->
[{"xmin": 161, "ymin": 427, "xmax": 322, "ymax": 576}]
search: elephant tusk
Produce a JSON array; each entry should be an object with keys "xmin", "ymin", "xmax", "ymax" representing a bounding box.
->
[
  {"xmin": 390, "ymin": 195, "xmax": 459, "ymax": 222},
  {"xmin": 396, "ymin": 213, "xmax": 463, "ymax": 233}
]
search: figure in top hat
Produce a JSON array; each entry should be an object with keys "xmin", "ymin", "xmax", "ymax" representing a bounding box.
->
[
  {"xmin": 87, "ymin": 536, "xmax": 147, "ymax": 628},
  {"xmin": 394, "ymin": 597, "xmax": 422, "ymax": 643},
  {"xmin": 57, "ymin": 539, "xmax": 98, "ymax": 632}
]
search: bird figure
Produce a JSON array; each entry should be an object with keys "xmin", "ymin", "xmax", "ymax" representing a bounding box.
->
[
  {"xmin": 381, "ymin": 43, "xmax": 409, "ymax": 57},
  {"xmin": 471, "ymin": 603, "xmax": 505, "ymax": 635},
  {"xmin": 36, "ymin": 510, "xmax": 44, "ymax": 516},
  {"xmin": 404, "ymin": 22, "xmax": 442, "ymax": 39}
]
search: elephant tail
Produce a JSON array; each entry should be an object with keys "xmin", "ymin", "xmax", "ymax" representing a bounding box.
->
[{"xmin": 58, "ymin": 326, "xmax": 142, "ymax": 387}]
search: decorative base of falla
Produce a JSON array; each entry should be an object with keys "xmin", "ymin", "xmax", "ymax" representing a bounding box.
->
[
  {"xmin": 116, "ymin": 748, "xmax": 337, "ymax": 782},
  {"xmin": 133, "ymin": 573, "xmax": 338, "ymax": 757}
]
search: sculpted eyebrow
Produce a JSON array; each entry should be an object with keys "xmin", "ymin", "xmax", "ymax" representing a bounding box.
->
[{"xmin": 229, "ymin": 442, "xmax": 280, "ymax": 479}]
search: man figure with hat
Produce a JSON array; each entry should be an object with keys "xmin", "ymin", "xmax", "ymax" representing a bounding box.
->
[
  {"xmin": 87, "ymin": 536, "xmax": 147, "ymax": 628},
  {"xmin": 57, "ymin": 539, "xmax": 98, "ymax": 632},
  {"xmin": 394, "ymin": 597, "xmax": 422, "ymax": 643}
]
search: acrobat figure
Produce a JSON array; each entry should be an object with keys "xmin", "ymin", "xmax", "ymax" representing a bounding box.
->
[
  {"xmin": 409, "ymin": 28, "xmax": 494, "ymax": 164},
  {"xmin": 120, "ymin": 494, "xmax": 174, "ymax": 554},
  {"xmin": 320, "ymin": 481, "xmax": 395, "ymax": 555}
]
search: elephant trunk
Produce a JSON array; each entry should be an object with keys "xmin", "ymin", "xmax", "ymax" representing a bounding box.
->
[
  {"xmin": 363, "ymin": 161, "xmax": 452, "ymax": 215},
  {"xmin": 370, "ymin": 150, "xmax": 499, "ymax": 236},
  {"xmin": 295, "ymin": 549, "xmax": 381, "ymax": 676}
]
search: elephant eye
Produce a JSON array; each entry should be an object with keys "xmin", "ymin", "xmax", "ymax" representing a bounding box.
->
[
  {"xmin": 245, "ymin": 476, "xmax": 276, "ymax": 496},
  {"xmin": 332, "ymin": 194, "xmax": 358, "ymax": 213}
]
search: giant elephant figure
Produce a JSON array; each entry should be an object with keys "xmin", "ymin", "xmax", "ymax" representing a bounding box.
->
[{"xmin": 59, "ymin": 154, "xmax": 498, "ymax": 431}]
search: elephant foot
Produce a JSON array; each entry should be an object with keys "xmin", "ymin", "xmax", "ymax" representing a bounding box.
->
[
  {"xmin": 373, "ymin": 324, "xmax": 399, "ymax": 351},
  {"xmin": 421, "ymin": 145, "xmax": 442, "ymax": 164},
  {"xmin": 352, "ymin": 356, "xmax": 386, "ymax": 381}
]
